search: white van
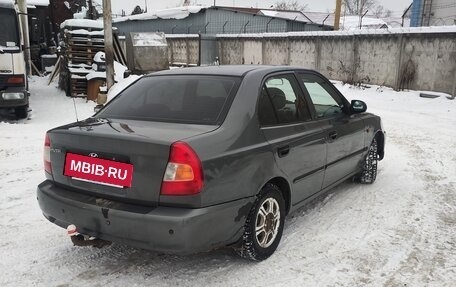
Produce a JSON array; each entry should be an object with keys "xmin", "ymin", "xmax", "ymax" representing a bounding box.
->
[{"xmin": 0, "ymin": 1, "xmax": 29, "ymax": 118}]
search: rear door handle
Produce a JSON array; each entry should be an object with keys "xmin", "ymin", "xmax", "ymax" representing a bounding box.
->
[
  {"xmin": 277, "ymin": 145, "xmax": 290, "ymax": 158},
  {"xmin": 328, "ymin": 131, "xmax": 338, "ymax": 141}
]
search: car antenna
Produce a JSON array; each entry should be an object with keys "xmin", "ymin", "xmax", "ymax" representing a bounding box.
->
[{"xmin": 72, "ymin": 98, "xmax": 79, "ymax": 122}]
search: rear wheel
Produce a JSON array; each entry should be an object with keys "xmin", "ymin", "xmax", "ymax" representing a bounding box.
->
[
  {"xmin": 237, "ymin": 183, "xmax": 285, "ymax": 261},
  {"xmin": 15, "ymin": 106, "xmax": 28, "ymax": 119},
  {"xmin": 357, "ymin": 138, "xmax": 378, "ymax": 184}
]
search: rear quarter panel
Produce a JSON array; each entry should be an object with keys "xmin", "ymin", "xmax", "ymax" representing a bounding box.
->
[{"xmin": 185, "ymin": 71, "xmax": 287, "ymax": 207}]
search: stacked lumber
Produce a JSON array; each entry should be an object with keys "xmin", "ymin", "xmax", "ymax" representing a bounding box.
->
[{"xmin": 59, "ymin": 21, "xmax": 127, "ymax": 97}]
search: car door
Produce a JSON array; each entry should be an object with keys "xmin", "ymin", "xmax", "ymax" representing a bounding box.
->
[
  {"xmin": 258, "ymin": 73, "xmax": 328, "ymax": 206},
  {"xmin": 297, "ymin": 72, "xmax": 366, "ymax": 188}
]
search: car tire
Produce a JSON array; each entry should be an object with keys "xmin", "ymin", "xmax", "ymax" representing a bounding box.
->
[
  {"xmin": 357, "ymin": 138, "xmax": 378, "ymax": 184},
  {"xmin": 237, "ymin": 183, "xmax": 285, "ymax": 261},
  {"xmin": 15, "ymin": 106, "xmax": 28, "ymax": 119}
]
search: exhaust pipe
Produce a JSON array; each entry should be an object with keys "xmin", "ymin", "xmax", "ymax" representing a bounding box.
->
[{"xmin": 67, "ymin": 225, "xmax": 111, "ymax": 248}]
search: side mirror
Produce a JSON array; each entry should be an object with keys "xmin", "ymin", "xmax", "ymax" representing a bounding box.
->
[{"xmin": 350, "ymin": 100, "xmax": 367, "ymax": 114}]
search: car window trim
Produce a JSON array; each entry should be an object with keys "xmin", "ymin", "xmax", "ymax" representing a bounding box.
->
[
  {"xmin": 295, "ymin": 70, "xmax": 351, "ymax": 120},
  {"xmin": 257, "ymin": 71, "xmax": 312, "ymax": 128},
  {"xmin": 96, "ymin": 74, "xmax": 242, "ymax": 126}
]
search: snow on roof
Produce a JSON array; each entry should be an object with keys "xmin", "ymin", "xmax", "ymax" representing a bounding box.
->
[
  {"xmin": 60, "ymin": 19, "xmax": 104, "ymax": 30},
  {"xmin": 341, "ymin": 16, "xmax": 389, "ymax": 30},
  {"xmin": 216, "ymin": 25, "xmax": 456, "ymax": 38},
  {"xmin": 113, "ymin": 6, "xmax": 206, "ymax": 23},
  {"xmin": 28, "ymin": 0, "xmax": 49, "ymax": 6},
  {"xmin": 0, "ymin": 0, "xmax": 14, "ymax": 9},
  {"xmin": 259, "ymin": 10, "xmax": 311, "ymax": 23}
]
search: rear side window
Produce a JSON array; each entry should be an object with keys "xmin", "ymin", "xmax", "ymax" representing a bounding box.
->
[
  {"xmin": 98, "ymin": 75, "xmax": 240, "ymax": 125},
  {"xmin": 258, "ymin": 74, "xmax": 311, "ymax": 126}
]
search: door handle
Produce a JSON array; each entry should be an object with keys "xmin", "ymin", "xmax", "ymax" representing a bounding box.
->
[
  {"xmin": 328, "ymin": 131, "xmax": 338, "ymax": 141},
  {"xmin": 277, "ymin": 146, "xmax": 290, "ymax": 158}
]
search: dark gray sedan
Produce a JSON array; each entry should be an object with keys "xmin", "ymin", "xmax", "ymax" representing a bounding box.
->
[{"xmin": 37, "ymin": 66, "xmax": 385, "ymax": 260}]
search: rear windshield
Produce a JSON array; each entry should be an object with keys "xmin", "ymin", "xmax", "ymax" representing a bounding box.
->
[
  {"xmin": 0, "ymin": 8, "xmax": 19, "ymax": 48},
  {"xmin": 97, "ymin": 75, "xmax": 240, "ymax": 125}
]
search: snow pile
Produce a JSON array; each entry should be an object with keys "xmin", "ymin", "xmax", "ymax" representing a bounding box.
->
[
  {"xmin": 86, "ymin": 61, "xmax": 128, "ymax": 83},
  {"xmin": 73, "ymin": 6, "xmax": 87, "ymax": 19},
  {"xmin": 113, "ymin": 6, "xmax": 206, "ymax": 23}
]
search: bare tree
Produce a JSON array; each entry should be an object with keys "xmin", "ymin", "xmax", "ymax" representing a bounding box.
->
[
  {"xmin": 274, "ymin": 0, "xmax": 308, "ymax": 11},
  {"xmin": 131, "ymin": 5, "xmax": 144, "ymax": 15},
  {"xmin": 372, "ymin": 5, "xmax": 392, "ymax": 18},
  {"xmin": 343, "ymin": 0, "xmax": 377, "ymax": 15}
]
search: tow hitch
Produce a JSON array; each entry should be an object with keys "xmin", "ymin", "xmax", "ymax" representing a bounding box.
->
[{"xmin": 67, "ymin": 225, "xmax": 111, "ymax": 248}]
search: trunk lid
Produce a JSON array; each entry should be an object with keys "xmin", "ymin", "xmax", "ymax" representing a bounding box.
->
[{"xmin": 48, "ymin": 118, "xmax": 216, "ymax": 206}]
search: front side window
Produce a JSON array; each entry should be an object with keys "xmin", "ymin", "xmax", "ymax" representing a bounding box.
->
[
  {"xmin": 258, "ymin": 74, "xmax": 310, "ymax": 126},
  {"xmin": 299, "ymin": 73, "xmax": 344, "ymax": 119},
  {"xmin": 97, "ymin": 75, "xmax": 239, "ymax": 125}
]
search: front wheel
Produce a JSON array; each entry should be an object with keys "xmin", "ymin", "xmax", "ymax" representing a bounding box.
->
[
  {"xmin": 237, "ymin": 183, "xmax": 285, "ymax": 261},
  {"xmin": 357, "ymin": 138, "xmax": 378, "ymax": 184}
]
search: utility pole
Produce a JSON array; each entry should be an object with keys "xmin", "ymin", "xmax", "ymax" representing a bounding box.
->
[
  {"xmin": 16, "ymin": 0, "xmax": 31, "ymax": 76},
  {"xmin": 102, "ymin": 0, "xmax": 115, "ymax": 90},
  {"xmin": 334, "ymin": 0, "xmax": 342, "ymax": 30}
]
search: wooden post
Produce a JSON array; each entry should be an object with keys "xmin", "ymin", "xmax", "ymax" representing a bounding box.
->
[
  {"xmin": 334, "ymin": 0, "xmax": 342, "ymax": 30},
  {"xmin": 17, "ymin": 0, "xmax": 31, "ymax": 75},
  {"xmin": 88, "ymin": 0, "xmax": 95, "ymax": 20},
  {"xmin": 103, "ymin": 0, "xmax": 115, "ymax": 90}
]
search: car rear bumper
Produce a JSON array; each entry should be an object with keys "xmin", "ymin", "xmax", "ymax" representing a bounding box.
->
[{"xmin": 37, "ymin": 180, "xmax": 251, "ymax": 255}]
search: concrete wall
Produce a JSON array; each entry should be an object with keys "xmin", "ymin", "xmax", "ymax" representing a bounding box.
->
[
  {"xmin": 163, "ymin": 31, "xmax": 456, "ymax": 95},
  {"xmin": 212, "ymin": 32, "xmax": 456, "ymax": 96}
]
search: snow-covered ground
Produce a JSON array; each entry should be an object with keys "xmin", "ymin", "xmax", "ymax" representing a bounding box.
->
[{"xmin": 1, "ymin": 76, "xmax": 455, "ymax": 286}]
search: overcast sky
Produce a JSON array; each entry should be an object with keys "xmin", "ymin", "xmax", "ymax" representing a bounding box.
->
[{"xmin": 109, "ymin": 0, "xmax": 412, "ymax": 18}]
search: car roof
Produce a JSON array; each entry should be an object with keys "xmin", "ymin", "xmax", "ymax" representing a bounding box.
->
[{"xmin": 148, "ymin": 65, "xmax": 314, "ymax": 77}]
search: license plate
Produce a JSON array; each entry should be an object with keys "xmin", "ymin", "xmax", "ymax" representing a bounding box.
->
[{"xmin": 64, "ymin": 153, "xmax": 133, "ymax": 188}]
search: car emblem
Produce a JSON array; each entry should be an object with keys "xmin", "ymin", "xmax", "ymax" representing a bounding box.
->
[{"xmin": 89, "ymin": 153, "xmax": 99, "ymax": 158}]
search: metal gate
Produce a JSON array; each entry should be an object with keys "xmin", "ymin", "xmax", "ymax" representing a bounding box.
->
[{"xmin": 199, "ymin": 34, "xmax": 218, "ymax": 66}]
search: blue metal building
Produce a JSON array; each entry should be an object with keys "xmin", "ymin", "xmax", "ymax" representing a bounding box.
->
[
  {"xmin": 113, "ymin": 6, "xmax": 333, "ymax": 36},
  {"xmin": 410, "ymin": 0, "xmax": 456, "ymax": 26}
]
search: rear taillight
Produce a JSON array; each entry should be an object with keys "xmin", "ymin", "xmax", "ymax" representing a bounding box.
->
[
  {"xmin": 7, "ymin": 75, "xmax": 24, "ymax": 84},
  {"xmin": 44, "ymin": 133, "xmax": 52, "ymax": 174},
  {"xmin": 160, "ymin": 141, "xmax": 204, "ymax": 196}
]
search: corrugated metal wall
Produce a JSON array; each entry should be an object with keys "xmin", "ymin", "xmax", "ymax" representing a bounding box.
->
[
  {"xmin": 113, "ymin": 8, "xmax": 328, "ymax": 36},
  {"xmin": 411, "ymin": 0, "xmax": 424, "ymax": 27},
  {"xmin": 205, "ymin": 9, "xmax": 287, "ymax": 33}
]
